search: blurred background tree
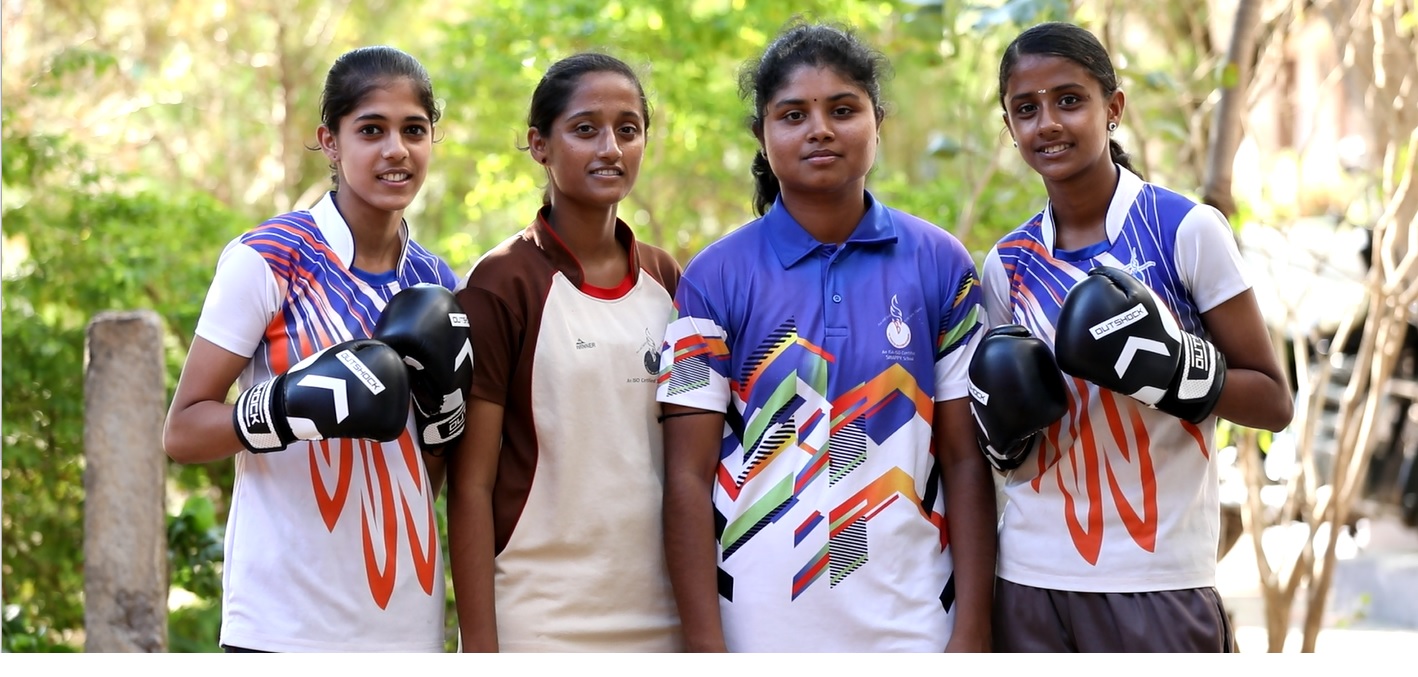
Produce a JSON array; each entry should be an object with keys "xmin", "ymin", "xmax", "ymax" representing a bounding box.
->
[{"xmin": 4, "ymin": 0, "xmax": 1410, "ymax": 653}]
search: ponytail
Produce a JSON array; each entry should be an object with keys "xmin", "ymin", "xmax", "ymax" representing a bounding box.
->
[
  {"xmin": 1109, "ymin": 139, "xmax": 1143, "ymax": 180},
  {"xmin": 749, "ymin": 149, "xmax": 780, "ymax": 217}
]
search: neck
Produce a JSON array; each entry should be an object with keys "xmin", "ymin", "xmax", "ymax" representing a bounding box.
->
[
  {"xmin": 546, "ymin": 200, "xmax": 621, "ymax": 264},
  {"xmin": 334, "ymin": 190, "xmax": 404, "ymax": 273},
  {"xmin": 779, "ymin": 184, "xmax": 868, "ymax": 245},
  {"xmin": 1044, "ymin": 162, "xmax": 1118, "ymax": 250}
]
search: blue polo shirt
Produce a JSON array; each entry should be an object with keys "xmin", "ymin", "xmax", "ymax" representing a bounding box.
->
[{"xmin": 657, "ymin": 192, "xmax": 983, "ymax": 652}]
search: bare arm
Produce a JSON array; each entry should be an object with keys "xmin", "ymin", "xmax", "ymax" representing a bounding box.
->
[
  {"xmin": 162, "ymin": 337, "xmax": 250, "ymax": 464},
  {"xmin": 934, "ymin": 397, "xmax": 998, "ymax": 653},
  {"xmin": 1204, "ymin": 289, "xmax": 1294, "ymax": 432},
  {"xmin": 661, "ymin": 403, "xmax": 729, "ymax": 652},
  {"xmin": 447, "ymin": 397, "xmax": 504, "ymax": 652},
  {"xmin": 423, "ymin": 453, "xmax": 447, "ymax": 499}
]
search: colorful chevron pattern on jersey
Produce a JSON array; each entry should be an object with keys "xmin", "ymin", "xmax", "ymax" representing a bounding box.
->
[
  {"xmin": 983, "ymin": 168, "xmax": 1241, "ymax": 594},
  {"xmin": 657, "ymin": 194, "xmax": 983, "ymax": 652}
]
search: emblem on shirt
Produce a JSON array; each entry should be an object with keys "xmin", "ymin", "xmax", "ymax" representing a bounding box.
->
[
  {"xmin": 576, "ymin": 338, "xmax": 596, "ymax": 350},
  {"xmin": 640, "ymin": 328, "xmax": 660, "ymax": 375},
  {"xmin": 1122, "ymin": 246, "xmax": 1157, "ymax": 276},
  {"xmin": 885, "ymin": 295, "xmax": 912, "ymax": 349}
]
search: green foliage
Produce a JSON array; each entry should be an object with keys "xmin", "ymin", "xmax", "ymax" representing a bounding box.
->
[
  {"xmin": 2, "ymin": 605, "xmax": 80, "ymax": 653},
  {"xmin": 167, "ymin": 496, "xmax": 224, "ymax": 601},
  {"xmin": 2, "ymin": 114, "xmax": 250, "ymax": 649}
]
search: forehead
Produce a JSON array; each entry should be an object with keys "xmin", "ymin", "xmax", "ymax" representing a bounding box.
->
[
  {"xmin": 1004, "ymin": 53, "xmax": 1098, "ymax": 93},
  {"xmin": 559, "ymin": 71, "xmax": 644, "ymax": 118},
  {"xmin": 347, "ymin": 78, "xmax": 428, "ymax": 118},
  {"xmin": 771, "ymin": 65, "xmax": 867, "ymax": 101}
]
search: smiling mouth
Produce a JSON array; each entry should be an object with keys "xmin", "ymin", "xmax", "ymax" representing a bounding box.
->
[
  {"xmin": 378, "ymin": 172, "xmax": 411, "ymax": 182},
  {"xmin": 1038, "ymin": 144, "xmax": 1070, "ymax": 155},
  {"xmin": 591, "ymin": 168, "xmax": 623, "ymax": 176}
]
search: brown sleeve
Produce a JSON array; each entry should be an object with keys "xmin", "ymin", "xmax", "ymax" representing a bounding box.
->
[
  {"xmin": 455, "ymin": 281, "xmax": 523, "ymax": 407},
  {"xmin": 636, "ymin": 242, "xmax": 683, "ymax": 299}
]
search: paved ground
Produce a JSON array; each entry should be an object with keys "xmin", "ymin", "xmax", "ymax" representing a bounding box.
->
[{"xmin": 1217, "ymin": 511, "xmax": 1418, "ymax": 653}]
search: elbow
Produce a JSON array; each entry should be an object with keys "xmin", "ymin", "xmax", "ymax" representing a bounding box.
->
[{"xmin": 1264, "ymin": 395, "xmax": 1296, "ymax": 434}]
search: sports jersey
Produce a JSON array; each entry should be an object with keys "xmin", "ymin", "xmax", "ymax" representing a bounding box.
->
[
  {"xmin": 454, "ymin": 208, "xmax": 683, "ymax": 652},
  {"xmin": 981, "ymin": 166, "xmax": 1250, "ymax": 593},
  {"xmin": 656, "ymin": 193, "xmax": 984, "ymax": 652},
  {"xmin": 196, "ymin": 191, "xmax": 455, "ymax": 652}
]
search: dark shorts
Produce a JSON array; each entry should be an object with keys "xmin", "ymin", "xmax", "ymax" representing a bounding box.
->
[{"xmin": 994, "ymin": 579, "xmax": 1236, "ymax": 653}]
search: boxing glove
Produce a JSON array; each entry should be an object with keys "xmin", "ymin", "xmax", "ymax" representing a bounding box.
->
[
  {"xmin": 373, "ymin": 284, "xmax": 473, "ymax": 453},
  {"xmin": 1055, "ymin": 266, "xmax": 1225, "ymax": 424},
  {"xmin": 967, "ymin": 324, "xmax": 1068, "ymax": 471},
  {"xmin": 233, "ymin": 338, "xmax": 412, "ymax": 453}
]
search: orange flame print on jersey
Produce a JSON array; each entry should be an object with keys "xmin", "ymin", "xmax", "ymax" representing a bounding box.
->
[
  {"xmin": 1036, "ymin": 378, "xmax": 1160, "ymax": 565},
  {"xmin": 310, "ymin": 432, "xmax": 438, "ymax": 609}
]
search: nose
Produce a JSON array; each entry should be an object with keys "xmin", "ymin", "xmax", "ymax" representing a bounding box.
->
[
  {"xmin": 597, "ymin": 132, "xmax": 622, "ymax": 162},
  {"xmin": 382, "ymin": 135, "xmax": 409, "ymax": 161},
  {"xmin": 807, "ymin": 110, "xmax": 835, "ymax": 143},
  {"xmin": 1038, "ymin": 106, "xmax": 1063, "ymax": 135}
]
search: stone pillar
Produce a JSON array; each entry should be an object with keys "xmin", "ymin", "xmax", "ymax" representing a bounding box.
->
[{"xmin": 83, "ymin": 310, "xmax": 167, "ymax": 652}]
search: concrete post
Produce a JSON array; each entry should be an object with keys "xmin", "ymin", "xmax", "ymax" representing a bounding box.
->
[{"xmin": 83, "ymin": 310, "xmax": 168, "ymax": 652}]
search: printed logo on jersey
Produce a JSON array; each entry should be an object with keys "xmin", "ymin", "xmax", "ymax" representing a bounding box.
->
[
  {"xmin": 1123, "ymin": 246, "xmax": 1157, "ymax": 276},
  {"xmin": 576, "ymin": 338, "xmax": 596, "ymax": 350},
  {"xmin": 640, "ymin": 328, "xmax": 659, "ymax": 375},
  {"xmin": 885, "ymin": 294, "xmax": 912, "ymax": 349}
]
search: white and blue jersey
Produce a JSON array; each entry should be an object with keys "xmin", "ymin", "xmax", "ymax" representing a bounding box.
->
[
  {"xmin": 657, "ymin": 192, "xmax": 984, "ymax": 652},
  {"xmin": 981, "ymin": 166, "xmax": 1250, "ymax": 593},
  {"xmin": 196, "ymin": 192, "xmax": 455, "ymax": 652}
]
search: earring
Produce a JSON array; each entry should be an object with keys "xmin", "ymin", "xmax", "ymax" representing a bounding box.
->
[
  {"xmin": 1012, "ymin": 140, "xmax": 1018, "ymax": 148},
  {"xmin": 1108, "ymin": 121, "xmax": 1118, "ymax": 134}
]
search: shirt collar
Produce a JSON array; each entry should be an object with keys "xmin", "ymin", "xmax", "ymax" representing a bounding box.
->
[
  {"xmin": 527, "ymin": 205, "xmax": 641, "ymax": 288},
  {"xmin": 767, "ymin": 191, "xmax": 897, "ymax": 268},
  {"xmin": 309, "ymin": 191, "xmax": 412, "ymax": 274},
  {"xmin": 1039, "ymin": 164, "xmax": 1143, "ymax": 252}
]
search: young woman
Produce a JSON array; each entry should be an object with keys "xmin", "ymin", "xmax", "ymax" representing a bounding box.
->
[
  {"xmin": 656, "ymin": 21, "xmax": 998, "ymax": 652},
  {"xmin": 447, "ymin": 52, "xmax": 684, "ymax": 652},
  {"xmin": 981, "ymin": 21, "xmax": 1294, "ymax": 652},
  {"xmin": 163, "ymin": 46, "xmax": 457, "ymax": 652}
]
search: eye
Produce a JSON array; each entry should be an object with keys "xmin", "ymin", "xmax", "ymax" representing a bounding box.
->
[
  {"xmin": 833, "ymin": 105, "xmax": 855, "ymax": 116},
  {"xmin": 575, "ymin": 123, "xmax": 596, "ymax": 135},
  {"xmin": 783, "ymin": 110, "xmax": 805, "ymax": 122},
  {"xmin": 618, "ymin": 124, "xmax": 640, "ymax": 136},
  {"xmin": 359, "ymin": 124, "xmax": 383, "ymax": 136},
  {"xmin": 404, "ymin": 125, "xmax": 428, "ymax": 136},
  {"xmin": 1014, "ymin": 102, "xmax": 1037, "ymax": 117},
  {"xmin": 1059, "ymin": 94, "xmax": 1081, "ymax": 106}
]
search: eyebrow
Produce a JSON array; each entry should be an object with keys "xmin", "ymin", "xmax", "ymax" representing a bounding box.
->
[
  {"xmin": 1009, "ymin": 83, "xmax": 1086, "ymax": 103},
  {"xmin": 771, "ymin": 91, "xmax": 862, "ymax": 110},
  {"xmin": 564, "ymin": 109, "xmax": 644, "ymax": 122},
  {"xmin": 352, "ymin": 112, "xmax": 432, "ymax": 123}
]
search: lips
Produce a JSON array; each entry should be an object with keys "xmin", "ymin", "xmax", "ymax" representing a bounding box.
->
[
  {"xmin": 590, "ymin": 167, "xmax": 624, "ymax": 176},
  {"xmin": 805, "ymin": 149, "xmax": 840, "ymax": 160},
  {"xmin": 1037, "ymin": 143, "xmax": 1071, "ymax": 156},
  {"xmin": 378, "ymin": 171, "xmax": 412, "ymax": 182}
]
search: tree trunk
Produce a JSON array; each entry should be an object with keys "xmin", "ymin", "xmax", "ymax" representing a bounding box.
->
[{"xmin": 1201, "ymin": 0, "xmax": 1263, "ymax": 218}]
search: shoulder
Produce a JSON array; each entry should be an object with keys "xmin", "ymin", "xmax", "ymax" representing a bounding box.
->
[
  {"xmin": 684, "ymin": 218, "xmax": 766, "ymax": 276},
  {"xmin": 404, "ymin": 238, "xmax": 458, "ymax": 288},
  {"xmin": 464, "ymin": 228, "xmax": 539, "ymax": 284},
  {"xmin": 635, "ymin": 241, "xmax": 682, "ymax": 290},
  {"xmin": 238, "ymin": 210, "xmax": 319, "ymax": 250},
  {"xmin": 884, "ymin": 206, "xmax": 973, "ymax": 261}
]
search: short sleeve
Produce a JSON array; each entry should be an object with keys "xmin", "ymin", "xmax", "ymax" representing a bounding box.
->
[
  {"xmin": 932, "ymin": 255, "xmax": 984, "ymax": 402},
  {"xmin": 456, "ymin": 279, "xmax": 523, "ymax": 408},
  {"xmin": 1174, "ymin": 204, "xmax": 1250, "ymax": 313},
  {"xmin": 655, "ymin": 271, "xmax": 732, "ymax": 413},
  {"xmin": 980, "ymin": 247, "xmax": 1012, "ymax": 328},
  {"xmin": 194, "ymin": 239, "xmax": 282, "ymax": 358}
]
